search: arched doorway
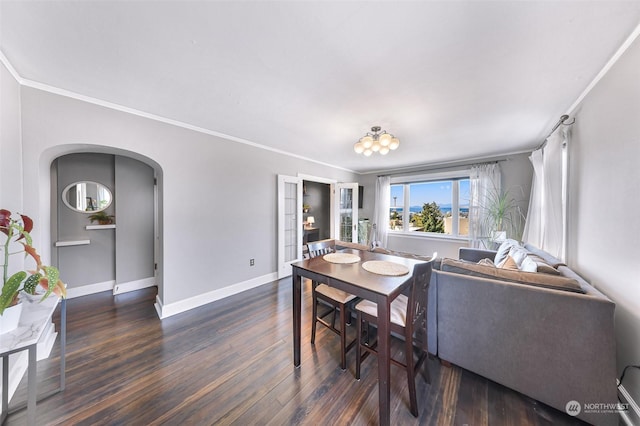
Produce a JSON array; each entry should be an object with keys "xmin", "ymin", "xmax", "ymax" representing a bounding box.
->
[{"xmin": 43, "ymin": 145, "xmax": 164, "ymax": 308}]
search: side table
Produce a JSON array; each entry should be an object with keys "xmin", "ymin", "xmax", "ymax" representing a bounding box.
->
[{"xmin": 0, "ymin": 296, "xmax": 66, "ymax": 426}]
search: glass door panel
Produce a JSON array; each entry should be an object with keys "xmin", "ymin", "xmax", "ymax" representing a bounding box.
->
[
  {"xmin": 278, "ymin": 175, "xmax": 303, "ymax": 278},
  {"xmin": 334, "ymin": 183, "xmax": 358, "ymax": 243}
]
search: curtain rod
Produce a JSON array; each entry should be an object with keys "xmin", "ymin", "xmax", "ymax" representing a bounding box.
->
[
  {"xmin": 376, "ymin": 157, "xmax": 508, "ymax": 177},
  {"xmin": 535, "ymin": 114, "xmax": 575, "ymax": 150}
]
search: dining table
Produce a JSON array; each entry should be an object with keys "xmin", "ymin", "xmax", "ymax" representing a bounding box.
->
[{"xmin": 291, "ymin": 248, "xmax": 428, "ymax": 426}]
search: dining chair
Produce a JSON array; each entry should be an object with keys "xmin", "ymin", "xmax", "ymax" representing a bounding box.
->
[
  {"xmin": 354, "ymin": 253, "xmax": 436, "ymax": 417},
  {"xmin": 307, "ymin": 239, "xmax": 358, "ymax": 370}
]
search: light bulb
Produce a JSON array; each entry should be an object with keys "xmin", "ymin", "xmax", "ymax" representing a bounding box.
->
[
  {"xmin": 379, "ymin": 133, "xmax": 392, "ymax": 147},
  {"xmin": 363, "ymin": 149, "xmax": 373, "ymax": 156},
  {"xmin": 354, "ymin": 142, "xmax": 364, "ymax": 154},
  {"xmin": 371, "ymin": 141, "xmax": 381, "ymax": 152},
  {"xmin": 379, "ymin": 146, "xmax": 390, "ymax": 155},
  {"xmin": 389, "ymin": 137, "xmax": 400, "ymax": 150},
  {"xmin": 361, "ymin": 136, "xmax": 373, "ymax": 149}
]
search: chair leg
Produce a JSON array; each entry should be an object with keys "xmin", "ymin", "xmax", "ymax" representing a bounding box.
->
[
  {"xmin": 339, "ymin": 302, "xmax": 347, "ymax": 370},
  {"xmin": 405, "ymin": 336, "xmax": 418, "ymax": 417},
  {"xmin": 311, "ymin": 284, "xmax": 318, "ymax": 345},
  {"xmin": 355, "ymin": 312, "xmax": 362, "ymax": 380}
]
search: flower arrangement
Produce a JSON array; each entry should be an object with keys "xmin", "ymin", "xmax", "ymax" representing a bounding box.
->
[{"xmin": 0, "ymin": 209, "xmax": 66, "ymax": 315}]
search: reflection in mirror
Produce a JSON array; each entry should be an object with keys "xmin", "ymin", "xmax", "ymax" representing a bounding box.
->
[{"xmin": 62, "ymin": 181, "xmax": 113, "ymax": 213}]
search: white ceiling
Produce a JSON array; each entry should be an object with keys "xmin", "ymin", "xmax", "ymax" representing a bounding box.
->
[{"xmin": 2, "ymin": 1, "xmax": 640, "ymax": 174}]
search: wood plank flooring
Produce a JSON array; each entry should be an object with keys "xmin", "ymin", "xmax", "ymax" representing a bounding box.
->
[{"xmin": 7, "ymin": 279, "xmax": 588, "ymax": 425}]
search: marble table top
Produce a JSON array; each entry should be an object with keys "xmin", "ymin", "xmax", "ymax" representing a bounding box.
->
[{"xmin": 0, "ymin": 295, "xmax": 59, "ymax": 354}]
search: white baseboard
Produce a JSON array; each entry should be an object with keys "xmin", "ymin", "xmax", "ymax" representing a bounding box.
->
[
  {"xmin": 154, "ymin": 272, "xmax": 278, "ymax": 319},
  {"xmin": 618, "ymin": 382, "xmax": 640, "ymax": 426},
  {"xmin": 66, "ymin": 280, "xmax": 115, "ymax": 298},
  {"xmin": 66, "ymin": 278, "xmax": 156, "ymax": 298},
  {"xmin": 113, "ymin": 277, "xmax": 155, "ymax": 295}
]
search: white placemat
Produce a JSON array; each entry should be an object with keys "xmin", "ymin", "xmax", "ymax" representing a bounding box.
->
[
  {"xmin": 323, "ymin": 253, "xmax": 361, "ymax": 264},
  {"xmin": 362, "ymin": 260, "xmax": 409, "ymax": 276}
]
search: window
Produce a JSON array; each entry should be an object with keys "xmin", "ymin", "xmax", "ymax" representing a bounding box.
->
[{"xmin": 389, "ymin": 174, "xmax": 470, "ymax": 238}]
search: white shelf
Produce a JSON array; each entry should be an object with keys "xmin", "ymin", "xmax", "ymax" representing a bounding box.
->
[
  {"xmin": 86, "ymin": 224, "xmax": 116, "ymax": 230},
  {"xmin": 55, "ymin": 240, "xmax": 90, "ymax": 247}
]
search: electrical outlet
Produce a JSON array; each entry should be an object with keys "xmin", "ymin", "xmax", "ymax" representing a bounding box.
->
[{"xmin": 250, "ymin": 258, "xmax": 255, "ymax": 266}]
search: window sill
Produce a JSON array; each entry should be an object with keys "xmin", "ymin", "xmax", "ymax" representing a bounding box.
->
[{"xmin": 388, "ymin": 231, "xmax": 470, "ymax": 243}]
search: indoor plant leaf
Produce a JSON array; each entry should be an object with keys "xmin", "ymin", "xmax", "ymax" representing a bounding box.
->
[{"xmin": 0, "ymin": 271, "xmax": 26, "ymax": 313}]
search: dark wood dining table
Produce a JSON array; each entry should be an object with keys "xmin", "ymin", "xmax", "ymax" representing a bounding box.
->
[{"xmin": 291, "ymin": 248, "xmax": 427, "ymax": 426}]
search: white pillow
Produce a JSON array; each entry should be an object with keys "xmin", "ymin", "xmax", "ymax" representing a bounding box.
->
[
  {"xmin": 494, "ymin": 239, "xmax": 521, "ymax": 266},
  {"xmin": 508, "ymin": 245, "xmax": 529, "ymax": 267},
  {"xmin": 519, "ymin": 256, "xmax": 538, "ymax": 273}
]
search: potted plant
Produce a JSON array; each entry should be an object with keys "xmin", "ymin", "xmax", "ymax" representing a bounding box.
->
[
  {"xmin": 88, "ymin": 211, "xmax": 115, "ymax": 225},
  {"xmin": 481, "ymin": 186, "xmax": 527, "ymax": 247},
  {"xmin": 0, "ymin": 209, "xmax": 66, "ymax": 333}
]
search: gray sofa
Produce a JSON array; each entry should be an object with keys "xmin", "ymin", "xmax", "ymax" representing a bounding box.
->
[{"xmin": 428, "ymin": 243, "xmax": 617, "ymax": 426}]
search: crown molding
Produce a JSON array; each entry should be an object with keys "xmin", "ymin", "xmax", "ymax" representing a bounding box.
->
[
  {"xmin": 0, "ymin": 51, "xmax": 24, "ymax": 84},
  {"xmin": 0, "ymin": 49, "xmax": 356, "ymax": 175},
  {"xmin": 566, "ymin": 20, "xmax": 640, "ymax": 115}
]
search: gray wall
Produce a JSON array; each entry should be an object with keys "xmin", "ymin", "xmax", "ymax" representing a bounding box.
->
[
  {"xmin": 53, "ymin": 153, "xmax": 156, "ymax": 290},
  {"xmin": 56, "ymin": 153, "xmax": 116, "ymax": 287},
  {"xmin": 115, "ymin": 156, "xmax": 155, "ymax": 284},
  {"xmin": 18, "ymin": 86, "xmax": 358, "ymax": 307},
  {"xmin": 568, "ymin": 34, "xmax": 640, "ymax": 405}
]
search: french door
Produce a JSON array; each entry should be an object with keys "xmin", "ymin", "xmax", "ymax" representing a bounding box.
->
[
  {"xmin": 277, "ymin": 175, "xmax": 303, "ymax": 278},
  {"xmin": 334, "ymin": 182, "xmax": 359, "ymax": 243}
]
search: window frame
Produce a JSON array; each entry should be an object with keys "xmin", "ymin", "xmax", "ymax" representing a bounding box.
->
[{"xmin": 389, "ymin": 170, "xmax": 470, "ymax": 240}]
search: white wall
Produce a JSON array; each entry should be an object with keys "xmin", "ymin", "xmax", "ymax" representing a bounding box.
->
[
  {"xmin": 17, "ymin": 86, "xmax": 357, "ymax": 313},
  {"xmin": 568, "ymin": 34, "xmax": 640, "ymax": 405},
  {"xmin": 0, "ymin": 61, "xmax": 22, "ymax": 211}
]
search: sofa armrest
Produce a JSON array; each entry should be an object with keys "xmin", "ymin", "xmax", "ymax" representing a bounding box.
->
[
  {"xmin": 432, "ymin": 270, "xmax": 617, "ymax": 426},
  {"xmin": 458, "ymin": 247, "xmax": 497, "ymax": 263}
]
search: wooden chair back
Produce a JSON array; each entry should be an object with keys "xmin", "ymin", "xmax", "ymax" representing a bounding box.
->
[
  {"xmin": 307, "ymin": 239, "xmax": 335, "ymax": 258},
  {"xmin": 406, "ymin": 252, "xmax": 436, "ymax": 352}
]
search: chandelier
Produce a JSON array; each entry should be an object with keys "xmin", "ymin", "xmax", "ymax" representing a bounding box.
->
[{"xmin": 353, "ymin": 126, "xmax": 400, "ymax": 156}]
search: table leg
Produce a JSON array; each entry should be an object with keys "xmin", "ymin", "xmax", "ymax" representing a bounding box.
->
[
  {"xmin": 60, "ymin": 298, "xmax": 66, "ymax": 391},
  {"xmin": 27, "ymin": 345, "xmax": 36, "ymax": 425},
  {"xmin": 2, "ymin": 355, "xmax": 8, "ymax": 423},
  {"xmin": 292, "ymin": 269, "xmax": 302, "ymax": 367},
  {"xmin": 377, "ymin": 296, "xmax": 391, "ymax": 426}
]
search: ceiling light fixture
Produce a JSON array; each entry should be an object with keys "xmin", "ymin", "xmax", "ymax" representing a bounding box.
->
[{"xmin": 353, "ymin": 126, "xmax": 400, "ymax": 156}]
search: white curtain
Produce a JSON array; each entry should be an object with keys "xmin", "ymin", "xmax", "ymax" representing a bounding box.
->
[
  {"xmin": 372, "ymin": 175, "xmax": 391, "ymax": 248},
  {"xmin": 522, "ymin": 127, "xmax": 568, "ymax": 259},
  {"xmin": 468, "ymin": 163, "xmax": 501, "ymax": 248}
]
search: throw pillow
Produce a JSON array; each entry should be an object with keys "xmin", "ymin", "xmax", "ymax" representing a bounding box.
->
[
  {"xmin": 508, "ymin": 245, "xmax": 529, "ymax": 267},
  {"xmin": 497, "ymin": 255, "xmax": 519, "ymax": 270},
  {"xmin": 477, "ymin": 258, "xmax": 496, "ymax": 267},
  {"xmin": 519, "ymin": 256, "xmax": 538, "ymax": 273},
  {"xmin": 494, "ymin": 239, "xmax": 521, "ymax": 266}
]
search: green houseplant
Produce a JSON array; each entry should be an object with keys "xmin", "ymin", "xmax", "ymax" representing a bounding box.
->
[
  {"xmin": 88, "ymin": 211, "xmax": 114, "ymax": 225},
  {"xmin": 481, "ymin": 186, "xmax": 526, "ymax": 246},
  {"xmin": 0, "ymin": 209, "xmax": 66, "ymax": 317}
]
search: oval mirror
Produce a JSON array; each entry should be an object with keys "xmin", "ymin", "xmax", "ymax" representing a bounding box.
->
[{"xmin": 62, "ymin": 181, "xmax": 113, "ymax": 213}]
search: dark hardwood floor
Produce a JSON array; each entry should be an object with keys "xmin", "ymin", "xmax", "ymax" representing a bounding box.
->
[{"xmin": 7, "ymin": 279, "xmax": 588, "ymax": 425}]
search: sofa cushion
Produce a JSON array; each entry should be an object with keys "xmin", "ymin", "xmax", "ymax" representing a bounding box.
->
[
  {"xmin": 527, "ymin": 254, "xmax": 561, "ymax": 275},
  {"xmin": 523, "ymin": 244, "xmax": 566, "ymax": 268},
  {"xmin": 441, "ymin": 258, "xmax": 585, "ymax": 293}
]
